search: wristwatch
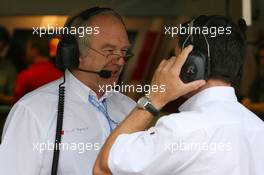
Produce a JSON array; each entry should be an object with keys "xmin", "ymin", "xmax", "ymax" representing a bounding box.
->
[{"xmin": 137, "ymin": 96, "xmax": 159, "ymax": 117}]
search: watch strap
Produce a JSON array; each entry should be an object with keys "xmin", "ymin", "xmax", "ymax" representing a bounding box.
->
[{"xmin": 145, "ymin": 102, "xmax": 159, "ymax": 117}]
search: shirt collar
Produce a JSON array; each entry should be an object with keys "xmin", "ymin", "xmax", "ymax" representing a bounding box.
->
[
  {"xmin": 179, "ymin": 86, "xmax": 237, "ymax": 112},
  {"xmin": 65, "ymin": 69, "xmax": 115, "ymax": 103}
]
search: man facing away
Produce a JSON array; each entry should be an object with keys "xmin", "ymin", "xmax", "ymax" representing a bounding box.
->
[{"xmin": 94, "ymin": 15, "xmax": 264, "ymax": 175}]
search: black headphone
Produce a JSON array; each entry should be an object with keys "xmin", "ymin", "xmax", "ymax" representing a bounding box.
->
[
  {"xmin": 180, "ymin": 15, "xmax": 214, "ymax": 83},
  {"xmin": 51, "ymin": 7, "xmax": 115, "ymax": 175},
  {"xmin": 56, "ymin": 7, "xmax": 115, "ymax": 70}
]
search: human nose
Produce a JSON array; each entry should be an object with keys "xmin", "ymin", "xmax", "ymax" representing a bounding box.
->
[{"xmin": 110, "ymin": 55, "xmax": 125, "ymax": 65}]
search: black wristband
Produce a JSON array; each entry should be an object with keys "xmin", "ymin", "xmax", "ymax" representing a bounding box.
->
[{"xmin": 145, "ymin": 103, "xmax": 159, "ymax": 117}]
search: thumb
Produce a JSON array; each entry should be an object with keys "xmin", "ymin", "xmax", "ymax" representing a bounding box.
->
[{"xmin": 184, "ymin": 80, "xmax": 206, "ymax": 94}]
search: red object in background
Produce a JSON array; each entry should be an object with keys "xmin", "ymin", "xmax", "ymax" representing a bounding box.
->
[
  {"xmin": 49, "ymin": 38, "xmax": 60, "ymax": 58},
  {"xmin": 14, "ymin": 61, "xmax": 63, "ymax": 102}
]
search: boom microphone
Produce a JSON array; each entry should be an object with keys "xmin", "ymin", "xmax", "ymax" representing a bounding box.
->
[{"xmin": 77, "ymin": 68, "xmax": 112, "ymax": 78}]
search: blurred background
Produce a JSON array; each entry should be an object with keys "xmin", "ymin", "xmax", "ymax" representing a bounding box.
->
[{"xmin": 0, "ymin": 0, "xmax": 264, "ymax": 139}]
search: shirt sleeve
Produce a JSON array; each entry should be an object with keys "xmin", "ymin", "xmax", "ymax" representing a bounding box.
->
[
  {"xmin": 0, "ymin": 103, "xmax": 43, "ymax": 175},
  {"xmin": 108, "ymin": 117, "xmax": 183, "ymax": 175}
]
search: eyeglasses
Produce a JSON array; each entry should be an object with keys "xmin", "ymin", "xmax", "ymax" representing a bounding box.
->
[{"xmin": 87, "ymin": 47, "xmax": 134, "ymax": 63}]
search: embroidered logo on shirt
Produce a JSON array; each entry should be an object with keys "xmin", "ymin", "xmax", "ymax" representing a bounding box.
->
[{"xmin": 62, "ymin": 127, "xmax": 89, "ymax": 135}]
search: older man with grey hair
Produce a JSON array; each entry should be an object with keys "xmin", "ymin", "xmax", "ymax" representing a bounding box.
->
[{"xmin": 0, "ymin": 7, "xmax": 135, "ymax": 175}]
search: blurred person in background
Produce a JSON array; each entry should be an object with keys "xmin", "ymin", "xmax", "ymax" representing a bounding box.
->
[
  {"xmin": 13, "ymin": 36, "xmax": 62, "ymax": 102},
  {"xmin": 242, "ymin": 42, "xmax": 264, "ymax": 120},
  {"xmin": 0, "ymin": 26, "xmax": 17, "ymax": 105}
]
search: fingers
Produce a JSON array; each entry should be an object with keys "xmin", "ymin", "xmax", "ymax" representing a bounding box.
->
[
  {"xmin": 155, "ymin": 59, "xmax": 167, "ymax": 73},
  {"xmin": 156, "ymin": 56, "xmax": 174, "ymax": 72},
  {"xmin": 156, "ymin": 45, "xmax": 193, "ymax": 74},
  {"xmin": 184, "ymin": 80, "xmax": 206, "ymax": 94},
  {"xmin": 173, "ymin": 45, "xmax": 193, "ymax": 75},
  {"xmin": 162, "ymin": 56, "xmax": 177, "ymax": 70}
]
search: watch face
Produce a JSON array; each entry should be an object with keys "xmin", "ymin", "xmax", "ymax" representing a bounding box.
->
[
  {"xmin": 137, "ymin": 96, "xmax": 159, "ymax": 116},
  {"xmin": 137, "ymin": 96, "xmax": 149, "ymax": 108}
]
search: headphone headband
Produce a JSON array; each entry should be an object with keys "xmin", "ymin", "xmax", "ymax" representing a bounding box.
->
[
  {"xmin": 182, "ymin": 15, "xmax": 213, "ymax": 77},
  {"xmin": 182, "ymin": 15, "xmax": 212, "ymax": 57},
  {"xmin": 56, "ymin": 7, "xmax": 119, "ymax": 71},
  {"xmin": 66, "ymin": 7, "xmax": 114, "ymax": 27}
]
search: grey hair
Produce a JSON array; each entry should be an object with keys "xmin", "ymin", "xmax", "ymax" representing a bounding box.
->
[{"xmin": 65, "ymin": 9, "xmax": 125, "ymax": 56}]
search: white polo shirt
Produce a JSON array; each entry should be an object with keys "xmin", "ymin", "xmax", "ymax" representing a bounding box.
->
[
  {"xmin": 0, "ymin": 70, "xmax": 135, "ymax": 175},
  {"xmin": 108, "ymin": 87, "xmax": 264, "ymax": 175}
]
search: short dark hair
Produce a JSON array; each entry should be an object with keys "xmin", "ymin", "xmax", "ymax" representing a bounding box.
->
[
  {"xmin": 28, "ymin": 36, "xmax": 50, "ymax": 58},
  {"xmin": 0, "ymin": 26, "xmax": 10, "ymax": 44},
  {"xmin": 179, "ymin": 15, "xmax": 246, "ymax": 83}
]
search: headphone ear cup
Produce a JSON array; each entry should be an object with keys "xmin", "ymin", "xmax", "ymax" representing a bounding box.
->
[
  {"xmin": 180, "ymin": 48, "xmax": 207, "ymax": 83},
  {"xmin": 56, "ymin": 35, "xmax": 80, "ymax": 70}
]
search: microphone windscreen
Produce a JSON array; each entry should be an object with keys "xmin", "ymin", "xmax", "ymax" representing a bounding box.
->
[{"xmin": 99, "ymin": 70, "xmax": 112, "ymax": 78}]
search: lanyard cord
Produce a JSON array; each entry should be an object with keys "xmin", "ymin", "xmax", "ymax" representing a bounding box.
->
[
  {"xmin": 88, "ymin": 95, "xmax": 118, "ymax": 132},
  {"xmin": 51, "ymin": 90, "xmax": 118, "ymax": 175},
  {"xmin": 102, "ymin": 100, "xmax": 119, "ymax": 125}
]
